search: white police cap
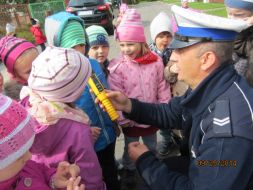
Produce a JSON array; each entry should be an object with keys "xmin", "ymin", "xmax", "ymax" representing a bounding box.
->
[
  {"xmin": 170, "ymin": 5, "xmax": 250, "ymax": 49},
  {"xmin": 225, "ymin": 0, "xmax": 253, "ymax": 12}
]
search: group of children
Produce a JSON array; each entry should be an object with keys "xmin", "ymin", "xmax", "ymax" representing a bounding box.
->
[
  {"xmin": 2, "ymin": 0, "xmax": 253, "ymax": 189},
  {"xmin": 0, "ymin": 5, "xmax": 177, "ymax": 190},
  {"xmin": 0, "ymin": 2, "xmax": 190, "ymax": 190}
]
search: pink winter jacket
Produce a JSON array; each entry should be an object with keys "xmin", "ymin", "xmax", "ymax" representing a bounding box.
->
[
  {"xmin": 0, "ymin": 160, "xmax": 55, "ymax": 190},
  {"xmin": 108, "ymin": 53, "xmax": 171, "ymax": 128},
  {"xmin": 20, "ymin": 96, "xmax": 106, "ymax": 190}
]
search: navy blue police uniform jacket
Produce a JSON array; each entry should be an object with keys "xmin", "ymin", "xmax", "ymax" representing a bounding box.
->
[{"xmin": 124, "ymin": 63, "xmax": 253, "ymax": 190}]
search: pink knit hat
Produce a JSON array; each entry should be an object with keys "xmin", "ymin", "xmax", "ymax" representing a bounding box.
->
[
  {"xmin": 116, "ymin": 9, "xmax": 146, "ymax": 42},
  {"xmin": 0, "ymin": 36, "xmax": 36, "ymax": 76},
  {"xmin": 28, "ymin": 46, "xmax": 92, "ymax": 103},
  {"xmin": 119, "ymin": 3, "xmax": 128, "ymax": 14},
  {"xmin": 0, "ymin": 94, "xmax": 35, "ymax": 169}
]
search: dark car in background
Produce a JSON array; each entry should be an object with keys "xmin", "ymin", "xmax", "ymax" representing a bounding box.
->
[{"xmin": 66, "ymin": 0, "xmax": 114, "ymax": 35}]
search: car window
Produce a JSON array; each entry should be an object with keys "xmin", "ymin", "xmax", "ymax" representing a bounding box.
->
[{"xmin": 68, "ymin": 0, "xmax": 100, "ymax": 6}]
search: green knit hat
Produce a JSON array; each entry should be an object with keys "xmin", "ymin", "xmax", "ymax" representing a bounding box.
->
[
  {"xmin": 86, "ymin": 25, "xmax": 109, "ymax": 47},
  {"xmin": 60, "ymin": 21, "xmax": 86, "ymax": 48}
]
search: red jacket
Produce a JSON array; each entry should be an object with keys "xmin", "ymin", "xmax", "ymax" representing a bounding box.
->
[{"xmin": 30, "ymin": 26, "xmax": 46, "ymax": 45}]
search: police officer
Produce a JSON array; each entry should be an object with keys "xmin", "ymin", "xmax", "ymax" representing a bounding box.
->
[{"xmin": 100, "ymin": 5, "xmax": 253, "ymax": 190}]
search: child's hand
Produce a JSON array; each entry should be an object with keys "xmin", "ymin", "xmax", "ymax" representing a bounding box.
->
[
  {"xmin": 53, "ymin": 161, "xmax": 81, "ymax": 188},
  {"xmin": 169, "ymin": 63, "xmax": 179, "ymax": 74},
  {"xmin": 67, "ymin": 177, "xmax": 85, "ymax": 190},
  {"xmin": 91, "ymin": 127, "xmax": 101, "ymax": 142}
]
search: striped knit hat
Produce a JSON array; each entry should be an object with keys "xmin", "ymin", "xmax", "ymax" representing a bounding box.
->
[
  {"xmin": 45, "ymin": 12, "xmax": 86, "ymax": 48},
  {"xmin": 60, "ymin": 20, "xmax": 86, "ymax": 48},
  {"xmin": 86, "ymin": 25, "xmax": 109, "ymax": 47},
  {"xmin": 28, "ymin": 46, "xmax": 92, "ymax": 103},
  {"xmin": 116, "ymin": 9, "xmax": 146, "ymax": 42},
  {"xmin": 0, "ymin": 36, "xmax": 36, "ymax": 76},
  {"xmin": 0, "ymin": 94, "xmax": 35, "ymax": 169}
]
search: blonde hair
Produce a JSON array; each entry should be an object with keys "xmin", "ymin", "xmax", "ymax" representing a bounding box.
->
[
  {"xmin": 138, "ymin": 42, "xmax": 150, "ymax": 58},
  {"xmin": 14, "ymin": 48, "xmax": 39, "ymax": 76},
  {"xmin": 15, "ymin": 48, "xmax": 38, "ymax": 64}
]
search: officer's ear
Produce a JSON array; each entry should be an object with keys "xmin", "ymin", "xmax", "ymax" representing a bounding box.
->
[{"xmin": 200, "ymin": 51, "xmax": 217, "ymax": 71}]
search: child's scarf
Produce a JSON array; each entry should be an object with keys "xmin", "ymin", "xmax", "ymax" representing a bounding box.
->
[
  {"xmin": 134, "ymin": 51, "xmax": 158, "ymax": 64},
  {"xmin": 22, "ymin": 88, "xmax": 90, "ymax": 133}
]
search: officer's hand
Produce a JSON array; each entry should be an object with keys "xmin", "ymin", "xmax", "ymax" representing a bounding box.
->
[
  {"xmin": 93, "ymin": 90, "xmax": 132, "ymax": 113},
  {"xmin": 67, "ymin": 177, "xmax": 85, "ymax": 190},
  {"xmin": 128, "ymin": 142, "xmax": 149, "ymax": 162}
]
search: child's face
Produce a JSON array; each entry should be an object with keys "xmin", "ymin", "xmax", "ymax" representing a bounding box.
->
[
  {"xmin": 88, "ymin": 45, "xmax": 109, "ymax": 64},
  {"xmin": 119, "ymin": 42, "xmax": 142, "ymax": 59},
  {"xmin": 0, "ymin": 151, "xmax": 31, "ymax": 182},
  {"xmin": 73, "ymin": 44, "xmax": 86, "ymax": 55},
  {"xmin": 14, "ymin": 48, "xmax": 38, "ymax": 84},
  {"xmin": 226, "ymin": 7, "xmax": 253, "ymax": 21},
  {"xmin": 181, "ymin": 1, "xmax": 189, "ymax": 8},
  {"xmin": 155, "ymin": 32, "xmax": 172, "ymax": 51}
]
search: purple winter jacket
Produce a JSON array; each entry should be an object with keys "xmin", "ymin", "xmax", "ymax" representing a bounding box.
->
[
  {"xmin": 20, "ymin": 97, "xmax": 106, "ymax": 190},
  {"xmin": 0, "ymin": 160, "xmax": 55, "ymax": 190}
]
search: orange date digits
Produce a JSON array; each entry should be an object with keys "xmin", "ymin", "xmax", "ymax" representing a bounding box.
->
[{"xmin": 196, "ymin": 160, "xmax": 237, "ymax": 167}]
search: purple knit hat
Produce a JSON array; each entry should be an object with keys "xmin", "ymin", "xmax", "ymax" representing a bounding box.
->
[
  {"xmin": 116, "ymin": 9, "xmax": 146, "ymax": 42},
  {"xmin": 28, "ymin": 46, "xmax": 92, "ymax": 103},
  {"xmin": 0, "ymin": 36, "xmax": 36, "ymax": 76},
  {"xmin": 0, "ymin": 94, "xmax": 35, "ymax": 169}
]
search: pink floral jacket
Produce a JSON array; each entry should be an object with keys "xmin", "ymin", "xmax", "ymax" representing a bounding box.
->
[{"xmin": 108, "ymin": 53, "xmax": 171, "ymax": 129}]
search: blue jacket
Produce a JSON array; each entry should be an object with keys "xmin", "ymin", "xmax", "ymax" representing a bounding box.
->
[
  {"xmin": 75, "ymin": 59, "xmax": 116, "ymax": 152},
  {"xmin": 125, "ymin": 63, "xmax": 253, "ymax": 189}
]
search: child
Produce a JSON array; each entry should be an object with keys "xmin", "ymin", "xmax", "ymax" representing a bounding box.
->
[
  {"xmin": 86, "ymin": 25, "xmax": 110, "ymax": 77},
  {"xmin": 45, "ymin": 12, "xmax": 87, "ymax": 54},
  {"xmin": 30, "ymin": 18, "xmax": 46, "ymax": 51},
  {"xmin": 225, "ymin": 0, "xmax": 253, "ymax": 86},
  {"xmin": 5, "ymin": 23, "xmax": 16, "ymax": 37},
  {"xmin": 46, "ymin": 12, "xmax": 120, "ymax": 190},
  {"xmin": 110, "ymin": 9, "xmax": 171, "ymax": 188},
  {"xmin": 149, "ymin": 12, "xmax": 173, "ymax": 66},
  {"xmin": 181, "ymin": 0, "xmax": 189, "ymax": 9},
  {"xmin": 149, "ymin": 12, "xmax": 179, "ymax": 157},
  {"xmin": 85, "ymin": 25, "xmax": 120, "ymax": 190},
  {"xmin": 0, "ymin": 36, "xmax": 38, "ymax": 84},
  {"xmin": 113, "ymin": 3, "xmax": 128, "ymax": 28},
  {"xmin": 0, "ymin": 94, "xmax": 84, "ymax": 190},
  {"xmin": 0, "ymin": 36, "xmax": 39, "ymax": 100},
  {"xmin": 20, "ymin": 47, "xmax": 106, "ymax": 190}
]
